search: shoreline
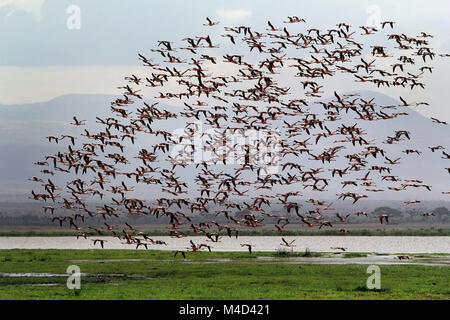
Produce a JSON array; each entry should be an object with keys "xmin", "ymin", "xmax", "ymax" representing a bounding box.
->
[{"xmin": 1, "ymin": 228, "xmax": 449, "ymax": 237}]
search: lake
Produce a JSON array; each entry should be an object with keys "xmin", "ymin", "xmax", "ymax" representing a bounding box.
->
[{"xmin": 0, "ymin": 236, "xmax": 449, "ymax": 253}]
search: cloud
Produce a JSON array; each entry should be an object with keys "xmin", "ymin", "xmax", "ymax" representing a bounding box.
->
[
  {"xmin": 216, "ymin": 9, "xmax": 252, "ymax": 21},
  {"xmin": 0, "ymin": 0, "xmax": 45, "ymax": 21}
]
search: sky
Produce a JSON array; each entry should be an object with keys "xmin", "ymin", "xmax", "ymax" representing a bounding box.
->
[{"xmin": 1, "ymin": 0, "xmax": 450, "ymax": 119}]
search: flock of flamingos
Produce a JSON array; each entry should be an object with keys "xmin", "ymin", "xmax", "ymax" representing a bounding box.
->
[{"xmin": 29, "ymin": 17, "xmax": 449, "ymax": 255}]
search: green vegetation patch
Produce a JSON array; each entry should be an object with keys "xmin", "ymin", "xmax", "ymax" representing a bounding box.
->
[{"xmin": 0, "ymin": 249, "xmax": 448, "ymax": 300}]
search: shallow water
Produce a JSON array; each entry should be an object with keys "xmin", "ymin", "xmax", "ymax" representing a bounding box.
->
[{"xmin": 0, "ymin": 236, "xmax": 449, "ymax": 253}]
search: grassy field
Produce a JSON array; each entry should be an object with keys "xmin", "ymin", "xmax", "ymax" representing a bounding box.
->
[{"xmin": 0, "ymin": 249, "xmax": 448, "ymax": 300}]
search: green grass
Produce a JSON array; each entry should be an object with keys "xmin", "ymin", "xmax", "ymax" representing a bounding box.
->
[
  {"xmin": 1, "ymin": 228, "xmax": 450, "ymax": 237},
  {"xmin": 273, "ymin": 248, "xmax": 325, "ymax": 258},
  {"xmin": 0, "ymin": 249, "xmax": 448, "ymax": 300}
]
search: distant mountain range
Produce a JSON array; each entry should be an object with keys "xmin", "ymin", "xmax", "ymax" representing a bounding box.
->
[{"xmin": 0, "ymin": 91, "xmax": 448, "ymax": 201}]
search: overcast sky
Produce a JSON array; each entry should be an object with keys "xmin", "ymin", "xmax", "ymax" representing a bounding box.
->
[{"xmin": 1, "ymin": 0, "xmax": 450, "ymax": 119}]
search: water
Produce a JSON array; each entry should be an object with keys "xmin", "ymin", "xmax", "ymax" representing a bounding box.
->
[{"xmin": 0, "ymin": 236, "xmax": 448, "ymax": 253}]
